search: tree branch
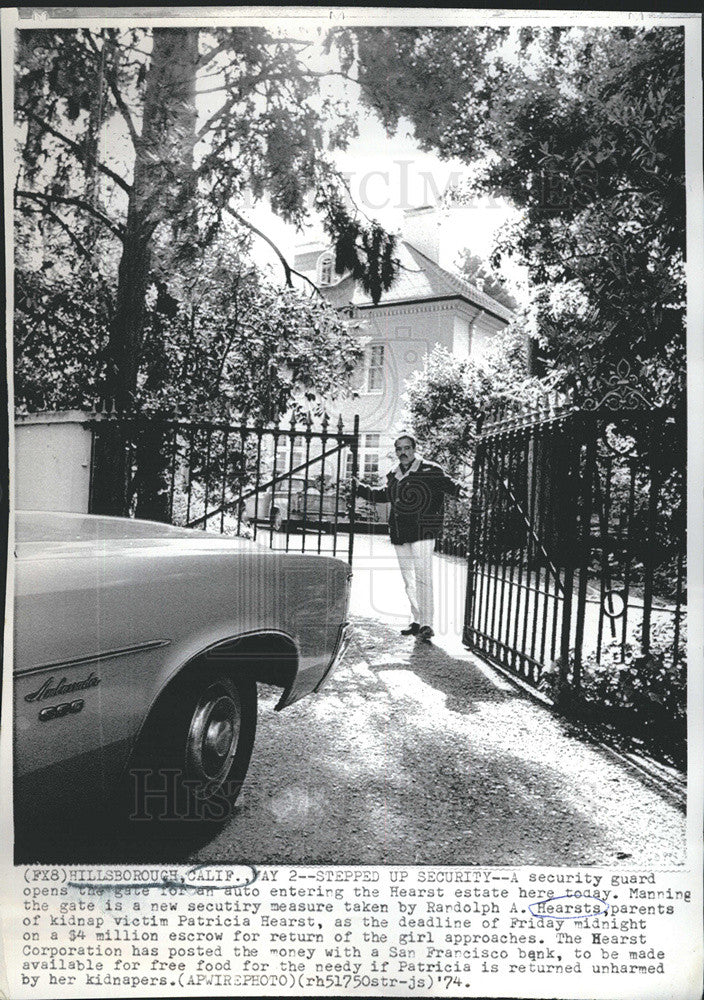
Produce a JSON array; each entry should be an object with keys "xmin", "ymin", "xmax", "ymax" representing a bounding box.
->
[
  {"xmin": 93, "ymin": 29, "xmax": 140, "ymax": 148},
  {"xmin": 39, "ymin": 207, "xmax": 94, "ymax": 262},
  {"xmin": 215, "ymin": 275, "xmax": 242, "ymax": 391},
  {"xmin": 224, "ymin": 204, "xmax": 323, "ymax": 297},
  {"xmin": 197, "ymin": 37, "xmax": 233, "ymax": 70},
  {"xmin": 18, "ymin": 106, "xmax": 132, "ymax": 195},
  {"xmin": 16, "ymin": 189, "xmax": 125, "ymax": 241},
  {"xmin": 195, "ymin": 69, "xmax": 293, "ymax": 140}
]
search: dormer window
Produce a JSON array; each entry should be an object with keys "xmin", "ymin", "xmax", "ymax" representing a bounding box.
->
[{"xmin": 317, "ymin": 252, "xmax": 334, "ymax": 286}]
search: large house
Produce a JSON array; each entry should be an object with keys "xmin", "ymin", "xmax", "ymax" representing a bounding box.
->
[{"xmin": 294, "ymin": 206, "xmax": 515, "ymax": 481}]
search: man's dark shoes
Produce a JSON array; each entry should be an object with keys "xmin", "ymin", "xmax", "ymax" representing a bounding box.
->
[
  {"xmin": 418, "ymin": 625, "xmax": 435, "ymax": 642},
  {"xmin": 401, "ymin": 622, "xmax": 420, "ymax": 636}
]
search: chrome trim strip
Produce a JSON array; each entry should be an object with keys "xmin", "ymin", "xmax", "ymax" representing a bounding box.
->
[
  {"xmin": 15, "ymin": 640, "xmax": 172, "ymax": 679},
  {"xmin": 313, "ymin": 622, "xmax": 351, "ymax": 694}
]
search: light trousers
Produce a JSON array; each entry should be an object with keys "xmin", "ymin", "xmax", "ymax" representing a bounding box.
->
[{"xmin": 395, "ymin": 538, "xmax": 435, "ymax": 628}]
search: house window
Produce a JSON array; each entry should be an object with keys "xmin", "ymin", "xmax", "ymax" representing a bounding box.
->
[
  {"xmin": 363, "ymin": 433, "xmax": 380, "ymax": 479},
  {"xmin": 318, "ymin": 252, "xmax": 334, "ymax": 286},
  {"xmin": 276, "ymin": 436, "xmax": 306, "ymax": 473},
  {"xmin": 345, "ymin": 433, "xmax": 382, "ymax": 481},
  {"xmin": 366, "ymin": 345, "xmax": 385, "ymax": 393}
]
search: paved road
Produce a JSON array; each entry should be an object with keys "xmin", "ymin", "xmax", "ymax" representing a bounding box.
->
[{"xmin": 23, "ymin": 540, "xmax": 685, "ymax": 866}]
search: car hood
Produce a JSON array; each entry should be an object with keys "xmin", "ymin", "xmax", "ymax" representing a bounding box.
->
[{"xmin": 15, "ymin": 510, "xmax": 259, "ymax": 557}]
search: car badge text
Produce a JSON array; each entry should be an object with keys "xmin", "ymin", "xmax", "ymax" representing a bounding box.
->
[{"xmin": 25, "ymin": 672, "xmax": 100, "ymax": 702}]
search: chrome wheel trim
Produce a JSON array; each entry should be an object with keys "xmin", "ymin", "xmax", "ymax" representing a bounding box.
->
[{"xmin": 185, "ymin": 684, "xmax": 241, "ymax": 788}]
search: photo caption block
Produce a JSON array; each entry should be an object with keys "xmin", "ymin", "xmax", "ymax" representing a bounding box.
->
[{"xmin": 10, "ymin": 864, "xmax": 699, "ymax": 998}]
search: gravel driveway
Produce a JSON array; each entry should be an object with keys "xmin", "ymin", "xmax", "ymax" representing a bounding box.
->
[
  {"xmin": 182, "ymin": 614, "xmax": 685, "ymax": 868},
  {"xmin": 20, "ymin": 540, "xmax": 686, "ymax": 867}
]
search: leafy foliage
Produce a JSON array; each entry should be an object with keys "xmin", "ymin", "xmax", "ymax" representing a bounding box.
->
[
  {"xmin": 403, "ymin": 331, "xmax": 550, "ymax": 476},
  {"xmin": 138, "ymin": 240, "xmax": 362, "ymax": 420},
  {"xmin": 318, "ymin": 187, "xmax": 398, "ymax": 305},
  {"xmin": 539, "ymin": 618, "xmax": 686, "ymax": 766},
  {"xmin": 456, "ymin": 251, "xmax": 518, "ymax": 312},
  {"xmin": 14, "ymin": 266, "xmax": 112, "ymax": 412},
  {"xmin": 352, "ymin": 26, "xmax": 685, "ymax": 405},
  {"xmin": 15, "ymin": 229, "xmax": 362, "ymax": 422},
  {"xmin": 14, "ymin": 26, "xmax": 399, "ymax": 416}
]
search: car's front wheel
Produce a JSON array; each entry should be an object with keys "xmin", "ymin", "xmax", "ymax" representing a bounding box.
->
[{"xmin": 127, "ymin": 668, "xmax": 257, "ymax": 826}]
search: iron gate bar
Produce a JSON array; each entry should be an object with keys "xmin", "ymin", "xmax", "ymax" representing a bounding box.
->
[
  {"xmin": 317, "ymin": 415, "xmax": 328, "ymax": 554},
  {"xmin": 347, "ymin": 415, "xmax": 360, "ymax": 566},
  {"xmin": 484, "ymin": 445, "xmax": 566, "ymax": 595},
  {"xmin": 510, "ymin": 432, "xmax": 529, "ymax": 665},
  {"xmin": 495, "ymin": 421, "xmax": 511, "ymax": 656},
  {"xmin": 481, "ymin": 429, "xmax": 499, "ymax": 648},
  {"xmin": 592, "ymin": 451, "xmax": 616, "ymax": 658},
  {"xmin": 462, "ymin": 426, "xmax": 482, "ymax": 642},
  {"xmin": 284, "ymin": 422, "xmax": 296, "ymax": 552},
  {"xmin": 332, "ymin": 417, "xmax": 344, "ymax": 557},
  {"xmin": 267, "ymin": 422, "xmax": 280, "ymax": 549},
  {"xmin": 641, "ymin": 414, "xmax": 663, "ymax": 653},
  {"xmin": 593, "ymin": 461, "xmax": 608, "ymax": 659},
  {"xmin": 521, "ymin": 426, "xmax": 540, "ymax": 676},
  {"xmin": 219, "ymin": 427, "xmax": 230, "ymax": 535},
  {"xmin": 168, "ymin": 424, "xmax": 178, "ymax": 523},
  {"xmin": 528, "ymin": 427, "xmax": 545, "ymax": 666},
  {"xmin": 468, "ymin": 424, "xmax": 486, "ymax": 646},
  {"xmin": 488, "ymin": 428, "xmax": 503, "ymax": 651},
  {"xmin": 300, "ymin": 417, "xmax": 312, "ymax": 553},
  {"xmin": 202, "ymin": 426, "xmax": 213, "ymax": 530},
  {"xmin": 557, "ymin": 432, "xmax": 580, "ymax": 693},
  {"xmin": 619, "ymin": 458, "xmax": 637, "ymax": 662},
  {"xmin": 548, "ymin": 422, "xmax": 562, "ymax": 664},
  {"xmin": 187, "ymin": 438, "xmax": 355, "ymax": 528},
  {"xmin": 501, "ymin": 429, "xmax": 519, "ymax": 661},
  {"xmin": 573, "ymin": 428, "xmax": 597, "ymax": 689},
  {"xmin": 236, "ymin": 424, "xmax": 247, "ymax": 537},
  {"xmin": 539, "ymin": 420, "xmax": 554, "ymax": 666},
  {"xmin": 474, "ymin": 426, "xmax": 490, "ymax": 639},
  {"xmin": 185, "ymin": 423, "xmax": 196, "ymax": 526},
  {"xmin": 251, "ymin": 422, "xmax": 263, "ymax": 541}
]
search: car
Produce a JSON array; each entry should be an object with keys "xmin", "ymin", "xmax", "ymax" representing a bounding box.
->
[
  {"xmin": 240, "ymin": 478, "xmax": 307, "ymax": 530},
  {"xmin": 13, "ymin": 510, "xmax": 352, "ymax": 828},
  {"xmin": 241, "ymin": 481, "xmax": 379, "ymax": 534}
]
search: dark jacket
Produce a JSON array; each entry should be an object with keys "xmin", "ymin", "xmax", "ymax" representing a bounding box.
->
[{"xmin": 356, "ymin": 458, "xmax": 462, "ymax": 545}]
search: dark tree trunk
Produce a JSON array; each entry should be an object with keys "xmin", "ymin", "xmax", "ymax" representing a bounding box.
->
[
  {"xmin": 95, "ymin": 28, "xmax": 199, "ymax": 515},
  {"xmin": 134, "ymin": 423, "xmax": 174, "ymax": 522}
]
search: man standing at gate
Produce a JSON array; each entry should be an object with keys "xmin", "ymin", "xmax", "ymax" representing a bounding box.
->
[{"xmin": 353, "ymin": 433, "xmax": 465, "ymax": 642}]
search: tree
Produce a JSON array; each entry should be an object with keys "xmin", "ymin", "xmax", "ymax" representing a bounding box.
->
[
  {"xmin": 403, "ymin": 330, "xmax": 546, "ymax": 475},
  {"xmin": 456, "ymin": 250, "xmax": 518, "ymax": 312},
  {"xmin": 348, "ymin": 25, "xmax": 685, "ymax": 406},
  {"xmin": 15, "ymin": 25, "xmax": 397, "ymax": 511}
]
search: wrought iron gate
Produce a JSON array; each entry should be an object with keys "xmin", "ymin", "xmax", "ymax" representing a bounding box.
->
[
  {"xmin": 463, "ymin": 398, "xmax": 686, "ymax": 699},
  {"xmin": 89, "ymin": 410, "xmax": 361, "ymax": 564}
]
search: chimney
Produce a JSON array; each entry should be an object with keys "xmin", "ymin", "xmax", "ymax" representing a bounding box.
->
[{"xmin": 402, "ymin": 205, "xmax": 440, "ymax": 262}]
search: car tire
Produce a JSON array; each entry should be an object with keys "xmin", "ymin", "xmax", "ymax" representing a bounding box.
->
[{"xmin": 126, "ymin": 668, "xmax": 257, "ymax": 826}]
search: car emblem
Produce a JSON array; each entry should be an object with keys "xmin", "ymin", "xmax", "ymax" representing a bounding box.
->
[
  {"xmin": 38, "ymin": 700, "xmax": 85, "ymax": 722},
  {"xmin": 25, "ymin": 672, "xmax": 100, "ymax": 703}
]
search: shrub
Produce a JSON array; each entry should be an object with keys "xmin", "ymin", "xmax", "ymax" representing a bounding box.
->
[{"xmin": 539, "ymin": 615, "xmax": 687, "ymax": 765}]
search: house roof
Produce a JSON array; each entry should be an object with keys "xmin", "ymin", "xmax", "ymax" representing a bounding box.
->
[{"xmin": 319, "ymin": 241, "xmax": 515, "ymax": 324}]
